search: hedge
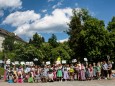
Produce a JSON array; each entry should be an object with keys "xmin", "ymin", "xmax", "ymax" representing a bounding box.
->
[{"xmin": 0, "ymin": 67, "xmax": 5, "ymax": 75}]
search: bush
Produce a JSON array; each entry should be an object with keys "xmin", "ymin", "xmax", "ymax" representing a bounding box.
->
[
  {"xmin": 0, "ymin": 52, "xmax": 4, "ymax": 60},
  {"xmin": 0, "ymin": 67, "xmax": 5, "ymax": 75}
]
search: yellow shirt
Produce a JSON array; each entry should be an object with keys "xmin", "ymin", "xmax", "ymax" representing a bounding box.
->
[{"xmin": 69, "ymin": 68, "xmax": 74, "ymax": 73}]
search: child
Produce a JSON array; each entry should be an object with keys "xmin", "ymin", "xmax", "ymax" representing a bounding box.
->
[
  {"xmin": 96, "ymin": 62, "xmax": 101, "ymax": 80},
  {"xmin": 40, "ymin": 69, "xmax": 48, "ymax": 82},
  {"xmin": 48, "ymin": 69, "xmax": 54, "ymax": 82},
  {"xmin": 89, "ymin": 64, "xmax": 93, "ymax": 80},
  {"xmin": 28, "ymin": 73, "xmax": 34, "ymax": 83},
  {"xmin": 80, "ymin": 64, "xmax": 86, "ymax": 81},
  {"xmin": 57, "ymin": 69, "xmax": 63, "ymax": 81},
  {"xmin": 69, "ymin": 66, "xmax": 74, "ymax": 81},
  {"xmin": 63, "ymin": 69, "xmax": 69, "ymax": 81},
  {"xmin": 74, "ymin": 64, "xmax": 79, "ymax": 80},
  {"xmin": 85, "ymin": 65, "xmax": 90, "ymax": 80},
  {"xmin": 34, "ymin": 71, "xmax": 41, "ymax": 83},
  {"xmin": 17, "ymin": 74, "xmax": 23, "ymax": 83},
  {"xmin": 13, "ymin": 74, "xmax": 17, "ymax": 83},
  {"xmin": 93, "ymin": 63, "xmax": 97, "ymax": 80},
  {"xmin": 8, "ymin": 72, "xmax": 13, "ymax": 83},
  {"xmin": 23, "ymin": 73, "xmax": 29, "ymax": 83},
  {"xmin": 53, "ymin": 69, "xmax": 57, "ymax": 81}
]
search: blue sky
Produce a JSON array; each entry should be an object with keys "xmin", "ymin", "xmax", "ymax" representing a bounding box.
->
[{"xmin": 0, "ymin": 0, "xmax": 115, "ymax": 42}]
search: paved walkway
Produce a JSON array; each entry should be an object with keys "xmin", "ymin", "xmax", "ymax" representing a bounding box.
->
[{"xmin": 0, "ymin": 79, "xmax": 115, "ymax": 86}]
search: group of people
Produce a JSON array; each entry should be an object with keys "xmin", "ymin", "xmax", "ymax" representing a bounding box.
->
[{"xmin": 3, "ymin": 60, "xmax": 113, "ymax": 83}]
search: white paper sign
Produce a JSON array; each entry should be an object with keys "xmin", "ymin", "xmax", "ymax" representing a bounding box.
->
[
  {"xmin": 46, "ymin": 61, "xmax": 50, "ymax": 65},
  {"xmin": 56, "ymin": 61, "xmax": 61, "ymax": 64},
  {"xmin": 6, "ymin": 60, "xmax": 10, "ymax": 64},
  {"xmin": 72, "ymin": 59, "xmax": 77, "ymax": 63},
  {"xmin": 26, "ymin": 62, "xmax": 29, "ymax": 65},
  {"xmin": 62, "ymin": 60, "xmax": 66, "ymax": 64},
  {"xmin": 84, "ymin": 58, "xmax": 88, "ymax": 61},
  {"xmin": 15, "ymin": 61, "xmax": 19, "ymax": 65},
  {"xmin": 0, "ymin": 60, "xmax": 3, "ymax": 63},
  {"xmin": 20, "ymin": 61, "xmax": 25, "ymax": 65},
  {"xmin": 29, "ymin": 62, "xmax": 34, "ymax": 66}
]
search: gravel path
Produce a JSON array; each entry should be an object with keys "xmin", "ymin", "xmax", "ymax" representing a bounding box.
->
[{"xmin": 0, "ymin": 79, "xmax": 115, "ymax": 86}]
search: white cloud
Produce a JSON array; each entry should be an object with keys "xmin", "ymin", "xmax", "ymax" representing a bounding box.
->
[
  {"xmin": 2, "ymin": 10, "xmax": 40, "ymax": 27},
  {"xmin": 0, "ymin": 10, "xmax": 4, "ymax": 16},
  {"xmin": 52, "ymin": 2, "xmax": 62, "ymax": 9},
  {"xmin": 58, "ymin": 38, "xmax": 68, "ymax": 43},
  {"xmin": 0, "ymin": 0, "xmax": 22, "ymax": 9},
  {"xmin": 48, "ymin": 0, "xmax": 54, "ymax": 2},
  {"xmin": 42, "ymin": 9, "xmax": 47, "ymax": 13},
  {"xmin": 52, "ymin": 0, "xmax": 64, "ymax": 9},
  {"xmin": 0, "ymin": 0, "xmax": 22, "ymax": 17},
  {"xmin": 2, "ymin": 7, "xmax": 81, "ymax": 38}
]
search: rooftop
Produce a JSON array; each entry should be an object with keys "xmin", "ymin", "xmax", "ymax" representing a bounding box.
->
[{"xmin": 0, "ymin": 28, "xmax": 25, "ymax": 43}]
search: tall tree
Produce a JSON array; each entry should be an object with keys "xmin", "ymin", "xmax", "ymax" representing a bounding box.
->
[
  {"xmin": 67, "ymin": 8, "xmax": 112, "ymax": 62},
  {"xmin": 107, "ymin": 16, "xmax": 115, "ymax": 32},
  {"xmin": 30, "ymin": 33, "xmax": 44, "ymax": 48},
  {"xmin": 48, "ymin": 34, "xmax": 58, "ymax": 48},
  {"xmin": 107, "ymin": 17, "xmax": 115, "ymax": 60},
  {"xmin": 67, "ymin": 9, "xmax": 90, "ymax": 61},
  {"xmin": 83, "ymin": 18, "xmax": 111, "ymax": 61}
]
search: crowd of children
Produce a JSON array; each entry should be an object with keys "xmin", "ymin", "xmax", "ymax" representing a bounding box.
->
[{"xmin": 3, "ymin": 61, "xmax": 113, "ymax": 83}]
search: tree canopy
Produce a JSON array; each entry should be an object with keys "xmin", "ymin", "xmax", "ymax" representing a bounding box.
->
[{"xmin": 1, "ymin": 8, "xmax": 115, "ymax": 64}]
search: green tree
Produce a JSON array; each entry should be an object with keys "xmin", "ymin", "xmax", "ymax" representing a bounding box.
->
[
  {"xmin": 41, "ymin": 43, "xmax": 52, "ymax": 61},
  {"xmin": 59, "ymin": 42, "xmax": 73, "ymax": 58},
  {"xmin": 2, "ymin": 36, "xmax": 15, "ymax": 51},
  {"xmin": 48, "ymin": 34, "xmax": 58, "ymax": 48},
  {"xmin": 83, "ymin": 18, "xmax": 111, "ymax": 61},
  {"xmin": 15, "ymin": 44, "xmax": 44, "ymax": 62},
  {"xmin": 30, "ymin": 33, "xmax": 44, "ymax": 48},
  {"xmin": 51, "ymin": 45, "xmax": 71, "ymax": 63},
  {"xmin": 67, "ymin": 8, "xmax": 112, "ymax": 62},
  {"xmin": 107, "ymin": 16, "xmax": 115, "ymax": 32},
  {"xmin": 29, "ymin": 38, "xmax": 32, "ymax": 44},
  {"xmin": 67, "ymin": 9, "xmax": 90, "ymax": 61},
  {"xmin": 107, "ymin": 17, "xmax": 115, "ymax": 61}
]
